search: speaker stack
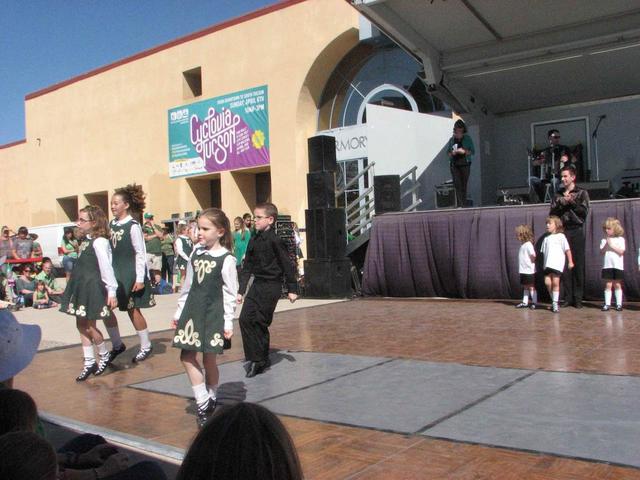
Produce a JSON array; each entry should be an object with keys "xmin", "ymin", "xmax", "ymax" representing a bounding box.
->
[
  {"xmin": 303, "ymin": 135, "xmax": 351, "ymax": 298},
  {"xmin": 373, "ymin": 175, "xmax": 401, "ymax": 213}
]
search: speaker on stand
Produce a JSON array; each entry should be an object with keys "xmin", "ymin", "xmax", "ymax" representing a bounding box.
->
[
  {"xmin": 373, "ymin": 175, "xmax": 401, "ymax": 213},
  {"xmin": 303, "ymin": 135, "xmax": 351, "ymax": 298},
  {"xmin": 308, "ymin": 136, "xmax": 337, "ymax": 173}
]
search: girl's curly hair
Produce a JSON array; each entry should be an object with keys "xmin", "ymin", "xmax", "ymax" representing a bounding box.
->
[{"xmin": 114, "ymin": 184, "xmax": 146, "ymax": 222}]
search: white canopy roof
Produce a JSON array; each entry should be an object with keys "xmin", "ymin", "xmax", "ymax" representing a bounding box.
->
[{"xmin": 351, "ymin": 0, "xmax": 640, "ymax": 115}]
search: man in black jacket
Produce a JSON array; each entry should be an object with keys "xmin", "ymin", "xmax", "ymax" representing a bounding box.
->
[
  {"xmin": 237, "ymin": 203, "xmax": 298, "ymax": 378},
  {"xmin": 549, "ymin": 165, "xmax": 590, "ymax": 307}
]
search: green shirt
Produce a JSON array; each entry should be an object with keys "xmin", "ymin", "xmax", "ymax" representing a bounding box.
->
[
  {"xmin": 35, "ymin": 271, "xmax": 56, "ymax": 290},
  {"xmin": 161, "ymin": 234, "xmax": 175, "ymax": 256},
  {"xmin": 143, "ymin": 224, "xmax": 162, "ymax": 255},
  {"xmin": 61, "ymin": 238, "xmax": 79, "ymax": 258},
  {"xmin": 233, "ymin": 229, "xmax": 251, "ymax": 266}
]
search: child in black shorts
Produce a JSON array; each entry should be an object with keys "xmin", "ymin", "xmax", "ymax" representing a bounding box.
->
[{"xmin": 600, "ymin": 217, "xmax": 626, "ymax": 311}]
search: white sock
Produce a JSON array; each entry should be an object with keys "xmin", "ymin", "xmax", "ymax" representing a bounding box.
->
[
  {"xmin": 96, "ymin": 342, "xmax": 108, "ymax": 357},
  {"xmin": 137, "ymin": 329, "xmax": 151, "ymax": 350},
  {"xmin": 82, "ymin": 346, "xmax": 95, "ymax": 365},
  {"xmin": 107, "ymin": 327, "xmax": 123, "ymax": 349},
  {"xmin": 521, "ymin": 291, "xmax": 529, "ymax": 304},
  {"xmin": 531, "ymin": 290, "xmax": 538, "ymax": 304},
  {"xmin": 615, "ymin": 288, "xmax": 623, "ymax": 307},
  {"xmin": 604, "ymin": 289, "xmax": 612, "ymax": 306},
  {"xmin": 552, "ymin": 291, "xmax": 559, "ymax": 303},
  {"xmin": 192, "ymin": 383, "xmax": 210, "ymax": 408},
  {"xmin": 206, "ymin": 384, "xmax": 218, "ymax": 400}
]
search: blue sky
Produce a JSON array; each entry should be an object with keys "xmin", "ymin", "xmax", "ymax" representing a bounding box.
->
[{"xmin": 0, "ymin": 0, "xmax": 277, "ymax": 145}]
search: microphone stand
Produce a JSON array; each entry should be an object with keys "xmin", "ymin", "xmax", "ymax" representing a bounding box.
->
[{"xmin": 592, "ymin": 115, "xmax": 606, "ymax": 181}]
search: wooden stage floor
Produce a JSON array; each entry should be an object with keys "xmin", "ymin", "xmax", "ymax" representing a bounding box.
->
[{"xmin": 16, "ymin": 298, "xmax": 640, "ymax": 479}]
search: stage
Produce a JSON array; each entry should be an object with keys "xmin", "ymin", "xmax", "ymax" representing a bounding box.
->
[
  {"xmin": 362, "ymin": 198, "xmax": 640, "ymax": 301},
  {"xmin": 16, "ymin": 298, "xmax": 640, "ymax": 479}
]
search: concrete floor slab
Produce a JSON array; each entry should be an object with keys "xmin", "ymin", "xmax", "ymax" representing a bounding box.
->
[
  {"xmin": 260, "ymin": 359, "xmax": 526, "ymax": 434},
  {"xmin": 129, "ymin": 351, "xmax": 387, "ymax": 404},
  {"xmin": 425, "ymin": 371, "xmax": 640, "ymax": 467}
]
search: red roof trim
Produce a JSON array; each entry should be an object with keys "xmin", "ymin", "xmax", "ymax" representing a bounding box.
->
[
  {"xmin": 25, "ymin": 0, "xmax": 308, "ymax": 101},
  {"xmin": 0, "ymin": 139, "xmax": 26, "ymax": 150}
]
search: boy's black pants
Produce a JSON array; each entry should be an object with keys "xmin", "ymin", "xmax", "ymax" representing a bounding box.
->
[
  {"xmin": 239, "ymin": 280, "xmax": 281, "ymax": 364},
  {"xmin": 562, "ymin": 227, "xmax": 585, "ymax": 305}
]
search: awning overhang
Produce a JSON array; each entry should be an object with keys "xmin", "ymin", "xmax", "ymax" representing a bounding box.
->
[{"xmin": 351, "ymin": 0, "xmax": 640, "ymax": 115}]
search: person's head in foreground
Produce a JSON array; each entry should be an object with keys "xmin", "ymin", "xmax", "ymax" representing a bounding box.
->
[
  {"xmin": 177, "ymin": 402, "xmax": 303, "ymax": 480},
  {"xmin": 0, "ymin": 431, "xmax": 57, "ymax": 480}
]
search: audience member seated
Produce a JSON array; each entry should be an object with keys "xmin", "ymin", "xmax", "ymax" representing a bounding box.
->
[
  {"xmin": 33, "ymin": 280, "xmax": 58, "ymax": 309},
  {"xmin": 15, "ymin": 264, "xmax": 36, "ymax": 307},
  {"xmin": 0, "ymin": 270, "xmax": 12, "ymax": 309},
  {"xmin": 177, "ymin": 402, "xmax": 303, "ymax": 480},
  {"xmin": 35, "ymin": 259, "xmax": 64, "ymax": 303},
  {"xmin": 11, "ymin": 226, "xmax": 34, "ymax": 260},
  {"xmin": 0, "ymin": 431, "xmax": 57, "ymax": 480},
  {"xmin": 0, "ymin": 312, "xmax": 167, "ymax": 480}
]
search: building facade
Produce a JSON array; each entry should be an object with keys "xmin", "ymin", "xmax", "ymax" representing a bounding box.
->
[{"xmin": 0, "ymin": 0, "xmax": 361, "ymax": 226}]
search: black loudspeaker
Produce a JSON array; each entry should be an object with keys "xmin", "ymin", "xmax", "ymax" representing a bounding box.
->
[
  {"xmin": 577, "ymin": 181, "xmax": 610, "ymax": 200},
  {"xmin": 303, "ymin": 258, "xmax": 352, "ymax": 298},
  {"xmin": 305, "ymin": 208, "xmax": 346, "ymax": 259},
  {"xmin": 435, "ymin": 183, "xmax": 456, "ymax": 208},
  {"xmin": 374, "ymin": 175, "xmax": 401, "ymax": 213},
  {"xmin": 308, "ymin": 136, "xmax": 337, "ymax": 173},
  {"xmin": 307, "ymin": 171, "xmax": 336, "ymax": 209}
]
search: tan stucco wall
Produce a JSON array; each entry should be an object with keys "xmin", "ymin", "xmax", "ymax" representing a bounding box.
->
[{"xmin": 1, "ymin": 0, "xmax": 358, "ymax": 227}]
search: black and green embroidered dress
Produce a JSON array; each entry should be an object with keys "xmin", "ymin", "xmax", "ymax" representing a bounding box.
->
[
  {"xmin": 60, "ymin": 238, "xmax": 114, "ymax": 320},
  {"xmin": 109, "ymin": 218, "xmax": 155, "ymax": 311},
  {"xmin": 172, "ymin": 248, "xmax": 236, "ymax": 354}
]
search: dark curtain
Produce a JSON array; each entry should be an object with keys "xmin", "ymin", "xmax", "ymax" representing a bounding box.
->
[{"xmin": 362, "ymin": 199, "xmax": 640, "ymax": 301}]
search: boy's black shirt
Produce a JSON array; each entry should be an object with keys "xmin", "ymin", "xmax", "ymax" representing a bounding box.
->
[{"xmin": 239, "ymin": 227, "xmax": 298, "ymax": 294}]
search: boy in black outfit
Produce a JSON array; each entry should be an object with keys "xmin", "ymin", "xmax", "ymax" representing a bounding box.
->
[{"xmin": 237, "ymin": 202, "xmax": 298, "ymax": 378}]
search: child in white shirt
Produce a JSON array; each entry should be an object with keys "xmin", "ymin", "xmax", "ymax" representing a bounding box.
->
[
  {"xmin": 515, "ymin": 224, "xmax": 537, "ymax": 309},
  {"xmin": 541, "ymin": 216, "xmax": 574, "ymax": 313},
  {"xmin": 600, "ymin": 217, "xmax": 626, "ymax": 311}
]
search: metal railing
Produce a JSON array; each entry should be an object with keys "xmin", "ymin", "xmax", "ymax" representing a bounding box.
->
[
  {"xmin": 335, "ymin": 162, "xmax": 376, "ymax": 238},
  {"xmin": 400, "ymin": 166, "xmax": 422, "ymax": 211},
  {"xmin": 336, "ymin": 163, "xmax": 423, "ymax": 242}
]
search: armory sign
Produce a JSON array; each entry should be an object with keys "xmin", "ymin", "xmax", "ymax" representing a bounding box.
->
[{"xmin": 319, "ymin": 124, "xmax": 367, "ymax": 162}]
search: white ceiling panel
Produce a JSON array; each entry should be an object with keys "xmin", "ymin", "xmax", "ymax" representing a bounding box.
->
[{"xmin": 352, "ymin": 0, "xmax": 640, "ymax": 114}]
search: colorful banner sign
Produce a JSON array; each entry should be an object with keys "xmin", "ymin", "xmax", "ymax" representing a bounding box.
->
[{"xmin": 168, "ymin": 85, "xmax": 269, "ymax": 178}]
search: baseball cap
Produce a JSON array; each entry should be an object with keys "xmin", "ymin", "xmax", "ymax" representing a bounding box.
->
[
  {"xmin": 143, "ymin": 212, "xmax": 154, "ymax": 219},
  {"xmin": 0, "ymin": 311, "xmax": 41, "ymax": 382}
]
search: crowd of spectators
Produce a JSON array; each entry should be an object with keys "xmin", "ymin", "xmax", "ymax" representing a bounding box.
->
[
  {"xmin": 1, "ymin": 211, "xmax": 305, "ymax": 308},
  {"xmin": 0, "ymin": 225, "xmax": 67, "ymax": 311}
]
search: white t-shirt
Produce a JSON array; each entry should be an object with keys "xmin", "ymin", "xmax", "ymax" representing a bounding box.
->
[
  {"xmin": 541, "ymin": 233, "xmax": 570, "ymax": 272},
  {"xmin": 518, "ymin": 241, "xmax": 536, "ymax": 274},
  {"xmin": 600, "ymin": 237, "xmax": 625, "ymax": 270}
]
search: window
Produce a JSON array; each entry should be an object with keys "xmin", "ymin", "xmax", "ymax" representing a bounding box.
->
[
  {"xmin": 318, "ymin": 39, "xmax": 450, "ymax": 130},
  {"xmin": 183, "ymin": 67, "xmax": 202, "ymax": 98}
]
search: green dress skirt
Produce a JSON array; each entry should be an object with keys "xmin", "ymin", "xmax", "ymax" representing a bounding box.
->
[
  {"xmin": 173, "ymin": 250, "xmax": 231, "ymax": 354},
  {"xmin": 110, "ymin": 219, "xmax": 155, "ymax": 311},
  {"xmin": 60, "ymin": 239, "xmax": 111, "ymax": 320}
]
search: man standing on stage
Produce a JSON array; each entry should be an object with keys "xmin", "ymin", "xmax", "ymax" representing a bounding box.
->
[
  {"xmin": 549, "ymin": 165, "xmax": 590, "ymax": 307},
  {"xmin": 530, "ymin": 129, "xmax": 572, "ymax": 202}
]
